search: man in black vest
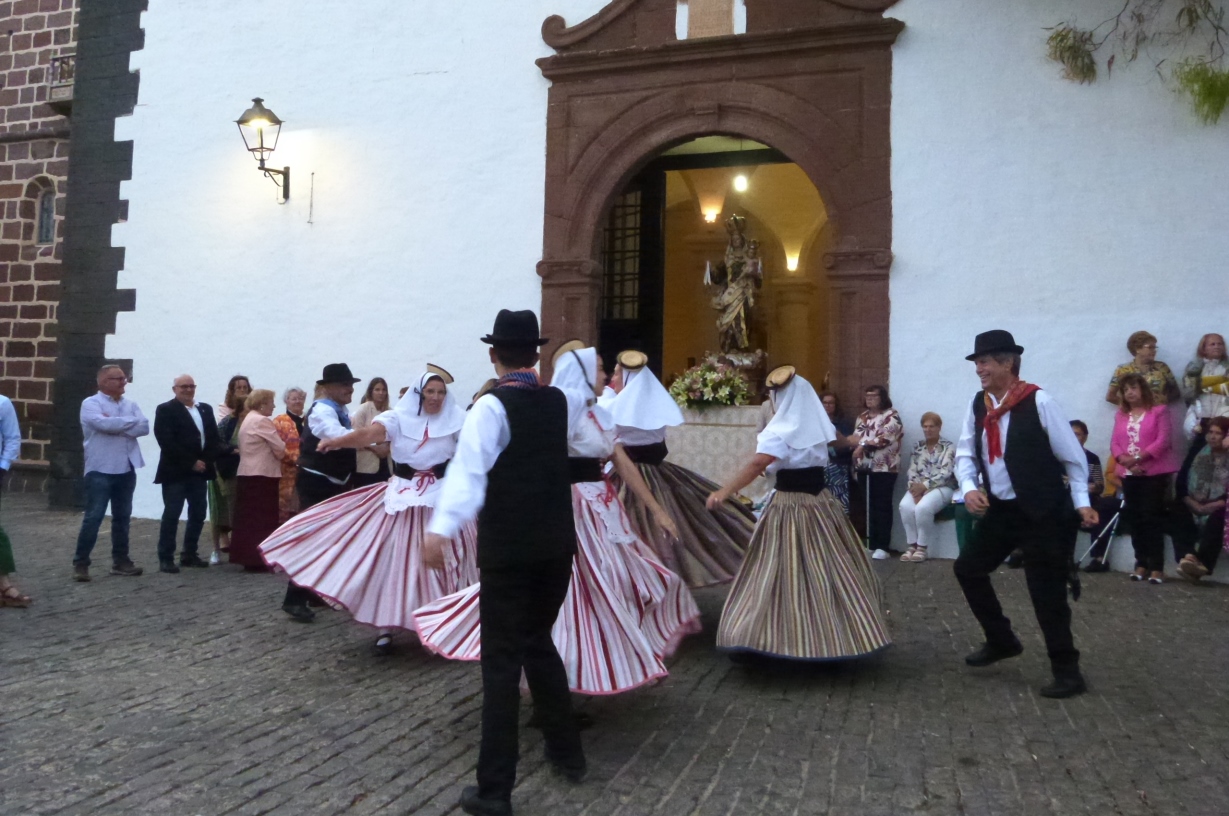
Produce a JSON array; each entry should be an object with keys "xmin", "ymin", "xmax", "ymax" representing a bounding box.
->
[
  {"xmin": 954, "ymin": 330, "xmax": 1099, "ymax": 699},
  {"xmin": 423, "ymin": 310, "xmax": 583, "ymax": 816},
  {"xmin": 282, "ymin": 363, "xmax": 360, "ymax": 622},
  {"xmin": 153, "ymin": 374, "xmax": 220, "ymax": 572}
]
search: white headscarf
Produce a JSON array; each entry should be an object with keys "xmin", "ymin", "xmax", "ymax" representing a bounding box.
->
[
  {"xmin": 611, "ymin": 365, "xmax": 684, "ymax": 430},
  {"xmin": 551, "ymin": 346, "xmax": 615, "ymax": 430},
  {"xmin": 758, "ymin": 374, "xmax": 834, "ymax": 451},
  {"xmin": 596, "ymin": 386, "xmax": 618, "ymax": 410},
  {"xmin": 392, "ymin": 370, "xmax": 466, "ymax": 442}
]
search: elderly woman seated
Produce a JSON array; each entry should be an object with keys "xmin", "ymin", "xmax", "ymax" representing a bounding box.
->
[
  {"xmin": 898, "ymin": 412, "xmax": 957, "ymax": 562},
  {"xmin": 1177, "ymin": 417, "xmax": 1229, "ymax": 581}
]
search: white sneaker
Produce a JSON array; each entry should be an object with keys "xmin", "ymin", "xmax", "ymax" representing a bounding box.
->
[
  {"xmin": 209, "ymin": 551, "xmax": 221, "ymax": 565},
  {"xmin": 872, "ymin": 549, "xmax": 889, "ymax": 560}
]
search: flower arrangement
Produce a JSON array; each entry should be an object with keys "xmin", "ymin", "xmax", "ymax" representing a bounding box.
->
[{"xmin": 668, "ymin": 354, "xmax": 753, "ymax": 408}]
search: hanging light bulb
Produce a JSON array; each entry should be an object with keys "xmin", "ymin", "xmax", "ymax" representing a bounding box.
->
[{"xmin": 733, "ymin": 174, "xmax": 749, "ymax": 193}]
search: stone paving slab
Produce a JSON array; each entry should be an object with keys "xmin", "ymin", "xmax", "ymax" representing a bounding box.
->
[{"xmin": 1, "ymin": 493, "xmax": 1227, "ymax": 815}]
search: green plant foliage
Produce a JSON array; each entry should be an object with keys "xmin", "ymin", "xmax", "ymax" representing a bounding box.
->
[
  {"xmin": 1174, "ymin": 59, "xmax": 1229, "ymax": 121},
  {"xmin": 1047, "ymin": 25, "xmax": 1098, "ymax": 83},
  {"xmin": 668, "ymin": 355, "xmax": 752, "ymax": 409}
]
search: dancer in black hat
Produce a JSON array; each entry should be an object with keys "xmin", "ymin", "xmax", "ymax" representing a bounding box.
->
[
  {"xmin": 954, "ymin": 331, "xmax": 1098, "ymax": 698},
  {"xmin": 278, "ymin": 363, "xmax": 361, "ymax": 622},
  {"xmin": 422, "ymin": 309, "xmax": 584, "ymax": 816}
]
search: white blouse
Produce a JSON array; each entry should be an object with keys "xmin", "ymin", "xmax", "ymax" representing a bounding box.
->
[
  {"xmin": 373, "ymin": 410, "xmax": 460, "ymax": 511},
  {"xmin": 756, "ymin": 431, "xmax": 829, "ymax": 474}
]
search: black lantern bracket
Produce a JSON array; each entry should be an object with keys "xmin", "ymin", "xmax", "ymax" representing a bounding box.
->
[{"xmin": 235, "ymin": 97, "xmax": 290, "ymax": 203}]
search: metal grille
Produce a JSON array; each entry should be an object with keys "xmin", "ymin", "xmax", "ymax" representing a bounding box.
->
[{"xmin": 601, "ymin": 190, "xmax": 642, "ymax": 320}]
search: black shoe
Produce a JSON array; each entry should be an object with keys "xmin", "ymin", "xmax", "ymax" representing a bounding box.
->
[
  {"xmin": 282, "ymin": 604, "xmax": 316, "ymax": 623},
  {"xmin": 374, "ymin": 634, "xmax": 393, "ymax": 656},
  {"xmin": 1004, "ymin": 550, "xmax": 1024, "ymax": 569},
  {"xmin": 159, "ymin": 561, "xmax": 180, "ymax": 574},
  {"xmin": 526, "ymin": 710, "xmax": 594, "ymax": 731},
  {"xmin": 545, "ymin": 749, "xmax": 588, "ymax": 783},
  {"xmin": 72, "ymin": 565, "xmax": 91, "ymax": 583},
  {"xmin": 179, "ymin": 555, "xmax": 209, "ymax": 568},
  {"xmin": 459, "ymin": 786, "xmax": 512, "ymax": 816},
  {"xmin": 1040, "ymin": 673, "xmax": 1087, "ymax": 699},
  {"xmin": 110, "ymin": 561, "xmax": 144, "ymax": 577},
  {"xmin": 306, "ymin": 593, "xmax": 327, "ymax": 608},
  {"xmin": 965, "ymin": 638, "xmax": 1024, "ymax": 667},
  {"xmin": 1083, "ymin": 559, "xmax": 1110, "ymax": 573}
]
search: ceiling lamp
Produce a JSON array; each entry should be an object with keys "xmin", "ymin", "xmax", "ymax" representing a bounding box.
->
[{"xmin": 733, "ymin": 174, "xmax": 749, "ymax": 193}]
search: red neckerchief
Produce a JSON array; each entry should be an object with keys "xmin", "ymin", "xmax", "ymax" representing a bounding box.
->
[{"xmin": 984, "ymin": 380, "xmax": 1041, "ymax": 463}]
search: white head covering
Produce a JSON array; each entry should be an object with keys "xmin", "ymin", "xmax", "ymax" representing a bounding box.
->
[
  {"xmin": 392, "ymin": 369, "xmax": 466, "ymax": 442},
  {"xmin": 758, "ymin": 374, "xmax": 835, "ymax": 451},
  {"xmin": 596, "ymin": 386, "xmax": 618, "ymax": 410},
  {"xmin": 611, "ymin": 364, "xmax": 684, "ymax": 430},
  {"xmin": 551, "ymin": 346, "xmax": 616, "ymax": 430}
]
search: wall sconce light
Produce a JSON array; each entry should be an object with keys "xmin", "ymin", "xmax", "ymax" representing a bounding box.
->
[
  {"xmin": 732, "ymin": 174, "xmax": 749, "ymax": 193},
  {"xmin": 236, "ymin": 97, "xmax": 290, "ymax": 201},
  {"xmin": 786, "ymin": 253, "xmax": 800, "ymax": 272},
  {"xmin": 703, "ymin": 209, "xmax": 720, "ymax": 223}
]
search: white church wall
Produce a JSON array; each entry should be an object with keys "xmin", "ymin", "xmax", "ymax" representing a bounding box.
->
[
  {"xmin": 888, "ymin": 0, "xmax": 1229, "ymax": 572},
  {"xmin": 111, "ymin": 0, "xmax": 607, "ymax": 519}
]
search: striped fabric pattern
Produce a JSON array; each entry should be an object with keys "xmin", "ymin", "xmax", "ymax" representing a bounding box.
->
[
  {"xmin": 259, "ymin": 482, "xmax": 478, "ymax": 631},
  {"xmin": 413, "ymin": 484, "xmax": 702, "ymax": 695},
  {"xmin": 617, "ymin": 461, "xmax": 754, "ymax": 588},
  {"xmin": 717, "ymin": 490, "xmax": 892, "ymax": 661}
]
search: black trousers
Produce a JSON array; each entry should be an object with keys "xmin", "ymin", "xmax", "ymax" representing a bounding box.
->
[
  {"xmin": 1193, "ymin": 508, "xmax": 1226, "ymax": 573},
  {"xmin": 859, "ymin": 471, "xmax": 898, "ymax": 552},
  {"xmin": 1121, "ymin": 474, "xmax": 1169, "ymax": 573},
  {"xmin": 284, "ymin": 470, "xmax": 349, "ymax": 606},
  {"xmin": 157, "ymin": 476, "xmax": 209, "ymax": 562},
  {"xmin": 477, "ymin": 556, "xmax": 583, "ymax": 802},
  {"xmin": 953, "ymin": 498, "xmax": 1080, "ymax": 672}
]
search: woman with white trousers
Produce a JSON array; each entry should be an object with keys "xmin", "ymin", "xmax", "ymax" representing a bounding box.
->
[{"xmin": 899, "ymin": 412, "xmax": 957, "ymax": 562}]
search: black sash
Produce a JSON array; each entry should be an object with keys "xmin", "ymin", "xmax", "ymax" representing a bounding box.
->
[
  {"xmin": 568, "ymin": 458, "xmax": 603, "ymax": 484},
  {"xmin": 393, "ymin": 460, "xmax": 449, "ymax": 480},
  {"xmin": 622, "ymin": 441, "xmax": 668, "ymax": 465},
  {"xmin": 775, "ymin": 467, "xmax": 826, "ymax": 495}
]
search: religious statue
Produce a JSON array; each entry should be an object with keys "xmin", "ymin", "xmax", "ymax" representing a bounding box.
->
[{"xmin": 704, "ymin": 214, "xmax": 762, "ymax": 353}]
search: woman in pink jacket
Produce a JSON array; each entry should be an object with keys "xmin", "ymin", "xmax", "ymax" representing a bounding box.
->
[
  {"xmin": 230, "ymin": 389, "xmax": 286, "ymax": 571},
  {"xmin": 1111, "ymin": 372, "xmax": 1178, "ymax": 584}
]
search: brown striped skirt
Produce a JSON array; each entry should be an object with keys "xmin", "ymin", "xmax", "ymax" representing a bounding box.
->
[
  {"xmin": 616, "ymin": 461, "xmax": 754, "ymax": 589},
  {"xmin": 717, "ymin": 490, "xmax": 892, "ymax": 661}
]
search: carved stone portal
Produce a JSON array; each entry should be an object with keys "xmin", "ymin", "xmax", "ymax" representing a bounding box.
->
[{"xmin": 536, "ymin": 0, "xmax": 900, "ymax": 409}]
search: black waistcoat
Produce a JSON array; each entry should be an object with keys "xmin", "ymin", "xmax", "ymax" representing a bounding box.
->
[
  {"xmin": 972, "ymin": 391, "xmax": 1072, "ymax": 521},
  {"xmin": 297, "ymin": 402, "xmax": 357, "ymax": 483},
  {"xmin": 477, "ymin": 386, "xmax": 576, "ymax": 570}
]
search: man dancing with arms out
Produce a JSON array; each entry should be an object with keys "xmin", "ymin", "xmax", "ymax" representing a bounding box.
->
[
  {"xmin": 422, "ymin": 309, "xmax": 584, "ymax": 816},
  {"xmin": 954, "ymin": 330, "xmax": 1098, "ymax": 699}
]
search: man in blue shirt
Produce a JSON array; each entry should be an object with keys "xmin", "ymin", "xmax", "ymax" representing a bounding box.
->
[
  {"xmin": 0, "ymin": 391, "xmax": 30, "ymax": 606},
  {"xmin": 73, "ymin": 364, "xmax": 149, "ymax": 582}
]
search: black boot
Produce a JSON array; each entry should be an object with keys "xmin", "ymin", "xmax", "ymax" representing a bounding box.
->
[
  {"xmin": 965, "ymin": 637, "xmax": 1024, "ymax": 667},
  {"xmin": 1040, "ymin": 666, "xmax": 1087, "ymax": 699}
]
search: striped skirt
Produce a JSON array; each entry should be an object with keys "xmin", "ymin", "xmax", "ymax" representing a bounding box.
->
[
  {"xmin": 717, "ymin": 490, "xmax": 891, "ymax": 661},
  {"xmin": 617, "ymin": 461, "xmax": 754, "ymax": 589},
  {"xmin": 413, "ymin": 483, "xmax": 702, "ymax": 695},
  {"xmin": 258, "ymin": 482, "xmax": 478, "ymax": 632}
]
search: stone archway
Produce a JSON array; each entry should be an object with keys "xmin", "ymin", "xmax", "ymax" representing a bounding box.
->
[{"xmin": 536, "ymin": 0, "xmax": 901, "ymax": 407}]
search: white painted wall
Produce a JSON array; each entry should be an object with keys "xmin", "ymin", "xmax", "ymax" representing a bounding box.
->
[
  {"xmin": 112, "ymin": 0, "xmax": 607, "ymax": 519},
  {"xmin": 889, "ymin": 0, "xmax": 1229, "ymax": 571},
  {"xmin": 112, "ymin": 0, "xmax": 1228, "ymax": 567}
]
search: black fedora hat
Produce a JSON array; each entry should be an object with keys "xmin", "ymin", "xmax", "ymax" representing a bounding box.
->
[
  {"xmin": 966, "ymin": 330, "xmax": 1025, "ymax": 361},
  {"xmin": 480, "ymin": 309, "xmax": 549, "ymax": 347},
  {"xmin": 317, "ymin": 363, "xmax": 360, "ymax": 385}
]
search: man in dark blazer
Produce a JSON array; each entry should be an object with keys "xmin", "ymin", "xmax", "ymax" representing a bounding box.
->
[{"xmin": 154, "ymin": 374, "xmax": 220, "ymax": 573}]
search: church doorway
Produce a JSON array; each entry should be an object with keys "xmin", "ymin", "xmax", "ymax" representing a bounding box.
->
[
  {"xmin": 596, "ymin": 136, "xmax": 832, "ymax": 395},
  {"xmin": 534, "ymin": 0, "xmax": 902, "ymax": 411}
]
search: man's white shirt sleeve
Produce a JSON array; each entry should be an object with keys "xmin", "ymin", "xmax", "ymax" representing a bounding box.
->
[
  {"xmin": 427, "ymin": 394, "xmax": 511, "ymax": 539},
  {"xmin": 308, "ymin": 404, "xmax": 348, "ymax": 441},
  {"xmin": 955, "ymin": 400, "xmax": 980, "ymax": 497}
]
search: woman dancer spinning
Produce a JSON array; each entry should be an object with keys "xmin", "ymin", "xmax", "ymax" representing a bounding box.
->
[
  {"xmin": 707, "ymin": 366, "xmax": 891, "ymax": 661},
  {"xmin": 609, "ymin": 350, "xmax": 754, "ymax": 587},
  {"xmin": 260, "ymin": 365, "xmax": 478, "ymax": 654},
  {"xmin": 415, "ymin": 342, "xmax": 701, "ymax": 695}
]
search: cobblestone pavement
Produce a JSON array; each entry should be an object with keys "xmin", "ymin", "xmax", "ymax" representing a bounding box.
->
[{"xmin": 2, "ymin": 492, "xmax": 1228, "ymax": 816}]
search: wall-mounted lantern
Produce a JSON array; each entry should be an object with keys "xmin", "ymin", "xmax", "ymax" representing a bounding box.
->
[{"xmin": 235, "ymin": 97, "xmax": 289, "ymax": 201}]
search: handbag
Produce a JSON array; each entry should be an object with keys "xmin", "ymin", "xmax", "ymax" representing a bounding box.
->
[{"xmin": 214, "ymin": 416, "xmax": 240, "ymax": 480}]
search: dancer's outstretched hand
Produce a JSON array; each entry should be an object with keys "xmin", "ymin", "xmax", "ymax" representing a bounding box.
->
[
  {"xmin": 654, "ymin": 507, "xmax": 680, "ymax": 540},
  {"xmin": 423, "ymin": 533, "xmax": 448, "ymax": 570},
  {"xmin": 705, "ymin": 489, "xmax": 729, "ymax": 511}
]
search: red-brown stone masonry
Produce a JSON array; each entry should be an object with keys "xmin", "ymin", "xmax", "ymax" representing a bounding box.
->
[{"xmin": 0, "ymin": 0, "xmax": 77, "ymax": 465}]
